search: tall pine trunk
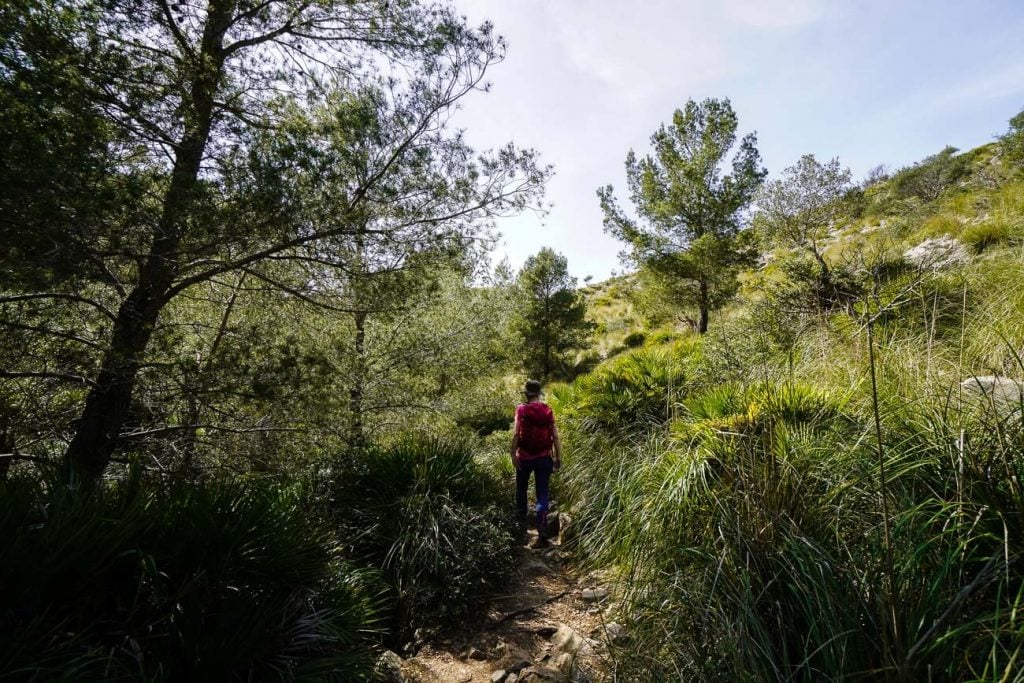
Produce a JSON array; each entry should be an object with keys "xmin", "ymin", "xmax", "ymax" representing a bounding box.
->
[
  {"xmin": 349, "ymin": 309, "xmax": 367, "ymax": 448},
  {"xmin": 697, "ymin": 279, "xmax": 710, "ymax": 334},
  {"xmin": 348, "ymin": 227, "xmax": 368, "ymax": 448},
  {"xmin": 64, "ymin": 0, "xmax": 234, "ymax": 482}
]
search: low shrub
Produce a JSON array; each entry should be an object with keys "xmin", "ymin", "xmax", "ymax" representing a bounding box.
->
[
  {"xmin": 621, "ymin": 330, "xmax": 647, "ymax": 348},
  {"xmin": 562, "ymin": 367, "xmax": 1024, "ymax": 680},
  {"xmin": 0, "ymin": 476, "xmax": 380, "ymax": 681},
  {"xmin": 565, "ymin": 342, "xmax": 700, "ymax": 434},
  {"xmin": 327, "ymin": 436, "xmax": 515, "ymax": 639}
]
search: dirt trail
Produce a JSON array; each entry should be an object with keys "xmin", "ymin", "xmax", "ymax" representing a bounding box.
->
[{"xmin": 391, "ymin": 527, "xmax": 619, "ymax": 683}]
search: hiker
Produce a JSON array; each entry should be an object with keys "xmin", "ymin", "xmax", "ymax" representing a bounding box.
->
[{"xmin": 511, "ymin": 379, "xmax": 562, "ymax": 548}]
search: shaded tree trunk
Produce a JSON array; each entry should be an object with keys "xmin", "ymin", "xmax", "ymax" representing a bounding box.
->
[
  {"xmin": 813, "ymin": 248, "xmax": 833, "ymax": 311},
  {"xmin": 64, "ymin": 0, "xmax": 234, "ymax": 482},
  {"xmin": 697, "ymin": 279, "xmax": 710, "ymax": 334},
  {"xmin": 349, "ymin": 309, "xmax": 367, "ymax": 448}
]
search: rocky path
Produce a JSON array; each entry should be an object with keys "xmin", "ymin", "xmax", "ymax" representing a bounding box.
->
[{"xmin": 380, "ymin": 518, "xmax": 625, "ymax": 683}]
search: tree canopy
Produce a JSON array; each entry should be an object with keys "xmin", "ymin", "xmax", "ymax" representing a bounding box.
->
[
  {"xmin": 0, "ymin": 0, "xmax": 547, "ymax": 481},
  {"xmin": 514, "ymin": 248, "xmax": 592, "ymax": 381},
  {"xmin": 598, "ymin": 98, "xmax": 765, "ymax": 333}
]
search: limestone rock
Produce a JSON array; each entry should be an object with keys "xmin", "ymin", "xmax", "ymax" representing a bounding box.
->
[
  {"xmin": 464, "ymin": 646, "xmax": 488, "ymax": 661},
  {"xmin": 506, "ymin": 658, "xmax": 532, "ymax": 674},
  {"xmin": 552, "ymin": 652, "xmax": 575, "ymax": 673},
  {"xmin": 961, "ymin": 376, "xmax": 1024, "ymax": 410},
  {"xmin": 557, "ymin": 512, "xmax": 575, "ymax": 545},
  {"xmin": 580, "ymin": 587, "xmax": 609, "ymax": 603},
  {"xmin": 546, "ymin": 512, "xmax": 561, "ymax": 538},
  {"xmin": 551, "ymin": 624, "xmax": 584, "ymax": 654},
  {"xmin": 904, "ymin": 236, "xmax": 969, "ymax": 270},
  {"xmin": 375, "ymin": 649, "xmax": 404, "ymax": 683},
  {"xmin": 518, "ymin": 665, "xmax": 563, "ymax": 682},
  {"xmin": 603, "ymin": 622, "xmax": 628, "ymax": 645},
  {"xmin": 491, "ymin": 669, "xmax": 508, "ymax": 683}
]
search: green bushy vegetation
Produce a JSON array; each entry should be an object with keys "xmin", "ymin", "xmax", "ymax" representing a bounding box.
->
[
  {"xmin": 0, "ymin": 433, "xmax": 516, "ymax": 677},
  {"xmin": 0, "ymin": 476, "xmax": 380, "ymax": 681},
  {"xmin": 326, "ymin": 436, "xmax": 515, "ymax": 640},
  {"xmin": 4, "ymin": 1, "xmax": 1024, "ymax": 675},
  {"xmin": 553, "ymin": 134, "xmax": 1024, "ymax": 680}
]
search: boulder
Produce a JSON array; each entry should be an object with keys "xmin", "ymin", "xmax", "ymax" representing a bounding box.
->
[
  {"xmin": 580, "ymin": 587, "xmax": 609, "ymax": 603},
  {"xmin": 961, "ymin": 376, "xmax": 1024, "ymax": 410},
  {"xmin": 904, "ymin": 236, "xmax": 969, "ymax": 270}
]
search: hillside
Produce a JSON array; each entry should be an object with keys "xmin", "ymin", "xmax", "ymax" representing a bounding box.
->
[{"xmin": 542, "ymin": 137, "xmax": 1024, "ymax": 680}]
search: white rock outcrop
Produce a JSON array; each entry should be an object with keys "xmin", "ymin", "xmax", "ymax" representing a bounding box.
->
[{"xmin": 904, "ymin": 236, "xmax": 969, "ymax": 270}]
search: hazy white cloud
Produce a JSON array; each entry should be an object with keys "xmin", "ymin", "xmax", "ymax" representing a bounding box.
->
[
  {"xmin": 544, "ymin": 1, "xmax": 729, "ymax": 102},
  {"xmin": 721, "ymin": 0, "xmax": 825, "ymax": 29}
]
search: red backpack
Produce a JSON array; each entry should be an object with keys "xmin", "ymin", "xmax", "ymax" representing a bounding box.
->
[{"xmin": 517, "ymin": 402, "xmax": 554, "ymax": 458}]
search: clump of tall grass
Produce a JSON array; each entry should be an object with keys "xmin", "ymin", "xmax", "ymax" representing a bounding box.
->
[
  {"xmin": 565, "ymin": 355, "xmax": 1024, "ymax": 680},
  {"xmin": 326, "ymin": 435, "xmax": 515, "ymax": 640},
  {"xmin": 0, "ymin": 475, "xmax": 380, "ymax": 681},
  {"xmin": 558, "ymin": 341, "xmax": 702, "ymax": 436}
]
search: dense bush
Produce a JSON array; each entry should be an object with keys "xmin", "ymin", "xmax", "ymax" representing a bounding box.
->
[
  {"xmin": 559, "ymin": 342, "xmax": 702, "ymax": 435},
  {"xmin": 621, "ymin": 330, "xmax": 647, "ymax": 348},
  {"xmin": 562, "ymin": 373, "xmax": 1024, "ymax": 680},
  {"xmin": 890, "ymin": 146, "xmax": 972, "ymax": 202},
  {"xmin": 0, "ymin": 476, "xmax": 379, "ymax": 681},
  {"xmin": 1000, "ymin": 107, "xmax": 1024, "ymax": 169},
  {"xmin": 327, "ymin": 436, "xmax": 515, "ymax": 641}
]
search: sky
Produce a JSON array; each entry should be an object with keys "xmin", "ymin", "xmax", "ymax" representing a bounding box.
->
[{"xmin": 445, "ymin": 0, "xmax": 1024, "ymax": 282}]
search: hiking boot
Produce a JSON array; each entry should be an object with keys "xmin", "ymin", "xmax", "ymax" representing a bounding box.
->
[{"xmin": 528, "ymin": 536, "xmax": 551, "ymax": 550}]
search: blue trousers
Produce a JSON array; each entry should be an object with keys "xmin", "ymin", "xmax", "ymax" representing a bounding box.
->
[{"xmin": 515, "ymin": 456, "xmax": 553, "ymax": 538}]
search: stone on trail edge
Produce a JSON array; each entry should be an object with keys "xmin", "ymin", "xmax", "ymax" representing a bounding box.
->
[{"xmin": 550, "ymin": 624, "xmax": 585, "ymax": 654}]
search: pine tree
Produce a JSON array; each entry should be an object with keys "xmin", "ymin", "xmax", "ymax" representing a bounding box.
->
[
  {"xmin": 515, "ymin": 249, "xmax": 593, "ymax": 381},
  {"xmin": 599, "ymin": 98, "xmax": 765, "ymax": 333}
]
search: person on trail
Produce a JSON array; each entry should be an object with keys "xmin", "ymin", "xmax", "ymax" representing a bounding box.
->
[{"xmin": 511, "ymin": 379, "xmax": 562, "ymax": 549}]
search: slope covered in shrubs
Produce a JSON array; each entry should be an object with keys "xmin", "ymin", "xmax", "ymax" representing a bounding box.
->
[{"xmin": 550, "ymin": 135, "xmax": 1024, "ymax": 680}]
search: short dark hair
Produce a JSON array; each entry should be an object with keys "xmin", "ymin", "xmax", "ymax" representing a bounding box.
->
[{"xmin": 523, "ymin": 379, "xmax": 542, "ymax": 397}]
